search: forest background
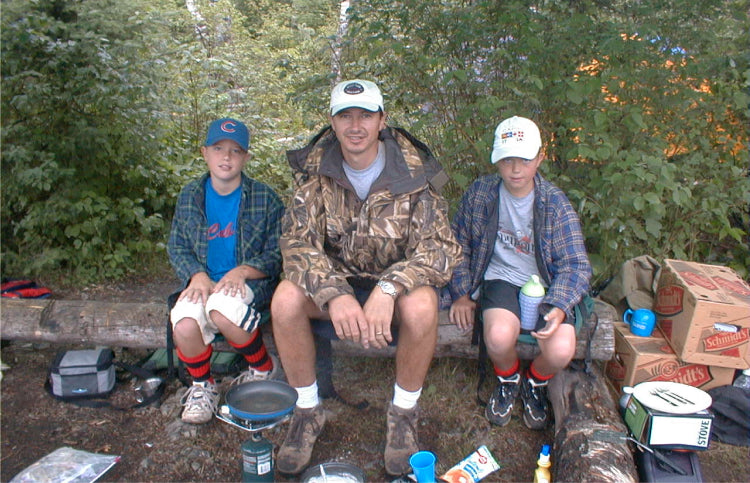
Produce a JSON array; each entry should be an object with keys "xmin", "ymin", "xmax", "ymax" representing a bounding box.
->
[{"xmin": 1, "ymin": 0, "xmax": 748, "ymax": 289}]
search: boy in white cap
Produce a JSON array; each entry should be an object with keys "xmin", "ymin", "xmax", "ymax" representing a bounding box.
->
[
  {"xmin": 167, "ymin": 118, "xmax": 285, "ymax": 424},
  {"xmin": 446, "ymin": 116, "xmax": 591, "ymax": 429},
  {"xmin": 271, "ymin": 80, "xmax": 460, "ymax": 475}
]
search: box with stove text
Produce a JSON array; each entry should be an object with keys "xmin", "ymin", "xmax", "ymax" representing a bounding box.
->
[{"xmin": 624, "ymin": 396, "xmax": 713, "ymax": 450}]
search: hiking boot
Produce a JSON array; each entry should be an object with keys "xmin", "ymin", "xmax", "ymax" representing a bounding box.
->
[
  {"xmin": 180, "ymin": 381, "xmax": 219, "ymax": 424},
  {"xmin": 385, "ymin": 403, "xmax": 420, "ymax": 476},
  {"xmin": 230, "ymin": 353, "xmax": 280, "ymax": 386},
  {"xmin": 277, "ymin": 405, "xmax": 326, "ymax": 475},
  {"xmin": 520, "ymin": 376, "xmax": 550, "ymax": 430},
  {"xmin": 485, "ymin": 373, "xmax": 521, "ymax": 426}
]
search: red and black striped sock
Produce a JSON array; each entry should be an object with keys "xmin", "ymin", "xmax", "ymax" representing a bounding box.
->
[
  {"xmin": 177, "ymin": 346, "xmax": 213, "ymax": 384},
  {"xmin": 229, "ymin": 330, "xmax": 273, "ymax": 372}
]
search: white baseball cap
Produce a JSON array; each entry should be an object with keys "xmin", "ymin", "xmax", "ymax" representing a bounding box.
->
[
  {"xmin": 490, "ymin": 116, "xmax": 542, "ymax": 164},
  {"xmin": 330, "ymin": 79, "xmax": 384, "ymax": 116}
]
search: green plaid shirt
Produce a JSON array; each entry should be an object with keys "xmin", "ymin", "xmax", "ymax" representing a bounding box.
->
[{"xmin": 167, "ymin": 172, "xmax": 284, "ymax": 308}]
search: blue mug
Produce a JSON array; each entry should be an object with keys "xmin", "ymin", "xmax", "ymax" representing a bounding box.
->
[{"xmin": 624, "ymin": 308, "xmax": 656, "ymax": 337}]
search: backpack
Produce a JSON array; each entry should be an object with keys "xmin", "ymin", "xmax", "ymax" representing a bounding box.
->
[{"xmin": 46, "ymin": 348, "xmax": 164, "ymax": 409}]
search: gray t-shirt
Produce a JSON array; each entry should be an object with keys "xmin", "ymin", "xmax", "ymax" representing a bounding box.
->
[
  {"xmin": 343, "ymin": 141, "xmax": 385, "ymax": 200},
  {"xmin": 483, "ymin": 182, "xmax": 543, "ymax": 287}
]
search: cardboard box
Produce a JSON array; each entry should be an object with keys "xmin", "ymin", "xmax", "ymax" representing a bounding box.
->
[
  {"xmin": 654, "ymin": 259, "xmax": 750, "ymax": 369},
  {"xmin": 624, "ymin": 396, "xmax": 713, "ymax": 450},
  {"xmin": 606, "ymin": 323, "xmax": 735, "ymax": 392}
]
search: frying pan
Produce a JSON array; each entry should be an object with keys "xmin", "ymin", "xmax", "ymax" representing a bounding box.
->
[{"xmin": 224, "ymin": 380, "xmax": 298, "ymax": 421}]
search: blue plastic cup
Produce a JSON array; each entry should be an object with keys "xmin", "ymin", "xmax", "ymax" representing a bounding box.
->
[
  {"xmin": 624, "ymin": 308, "xmax": 656, "ymax": 337},
  {"xmin": 410, "ymin": 451, "xmax": 436, "ymax": 483}
]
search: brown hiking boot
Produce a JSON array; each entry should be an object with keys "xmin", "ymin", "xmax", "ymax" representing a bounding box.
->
[
  {"xmin": 276, "ymin": 405, "xmax": 326, "ymax": 475},
  {"xmin": 384, "ymin": 402, "xmax": 420, "ymax": 476}
]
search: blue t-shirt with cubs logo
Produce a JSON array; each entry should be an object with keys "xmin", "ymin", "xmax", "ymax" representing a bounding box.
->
[{"xmin": 205, "ymin": 178, "xmax": 240, "ymax": 281}]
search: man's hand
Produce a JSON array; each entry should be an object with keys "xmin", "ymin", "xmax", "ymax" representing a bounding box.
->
[
  {"xmin": 363, "ymin": 288, "xmax": 397, "ymax": 349},
  {"xmin": 328, "ymin": 294, "xmax": 369, "ymax": 346},
  {"xmin": 531, "ymin": 307, "xmax": 566, "ymax": 340},
  {"xmin": 449, "ymin": 294, "xmax": 476, "ymax": 333},
  {"xmin": 178, "ymin": 272, "xmax": 214, "ymax": 305}
]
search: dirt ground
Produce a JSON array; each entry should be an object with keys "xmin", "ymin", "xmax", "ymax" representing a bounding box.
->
[{"xmin": 1, "ymin": 278, "xmax": 748, "ymax": 482}]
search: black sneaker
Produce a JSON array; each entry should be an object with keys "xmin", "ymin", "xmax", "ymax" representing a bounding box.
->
[
  {"xmin": 485, "ymin": 373, "xmax": 520, "ymax": 426},
  {"xmin": 520, "ymin": 376, "xmax": 550, "ymax": 430}
]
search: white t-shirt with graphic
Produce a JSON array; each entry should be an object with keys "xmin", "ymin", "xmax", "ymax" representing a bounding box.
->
[{"xmin": 483, "ymin": 182, "xmax": 542, "ymax": 287}]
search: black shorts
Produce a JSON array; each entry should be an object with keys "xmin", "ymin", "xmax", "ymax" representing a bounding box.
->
[{"xmin": 479, "ymin": 279, "xmax": 572, "ymax": 332}]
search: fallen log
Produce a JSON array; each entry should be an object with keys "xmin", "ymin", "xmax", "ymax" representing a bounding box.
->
[
  {"xmin": 0, "ymin": 298, "xmax": 615, "ymax": 360},
  {"xmin": 548, "ymin": 364, "xmax": 638, "ymax": 482}
]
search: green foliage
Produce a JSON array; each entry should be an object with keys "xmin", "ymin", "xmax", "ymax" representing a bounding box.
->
[
  {"xmin": 340, "ymin": 0, "xmax": 750, "ymax": 283},
  {"xmin": 1, "ymin": 0, "xmax": 747, "ymax": 287},
  {"xmin": 1, "ymin": 0, "xmax": 337, "ymax": 283},
  {"xmin": 1, "ymin": 0, "xmax": 183, "ymax": 282}
]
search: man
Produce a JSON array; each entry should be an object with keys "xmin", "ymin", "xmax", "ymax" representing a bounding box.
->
[
  {"xmin": 271, "ymin": 80, "xmax": 460, "ymax": 475},
  {"xmin": 168, "ymin": 118, "xmax": 284, "ymax": 424},
  {"xmin": 446, "ymin": 116, "xmax": 591, "ymax": 430}
]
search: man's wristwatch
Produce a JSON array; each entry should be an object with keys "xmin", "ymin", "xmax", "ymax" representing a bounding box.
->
[{"xmin": 377, "ymin": 280, "xmax": 399, "ymax": 299}]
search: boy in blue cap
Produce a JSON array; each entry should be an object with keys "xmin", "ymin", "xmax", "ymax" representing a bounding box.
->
[
  {"xmin": 167, "ymin": 118, "xmax": 285, "ymax": 424},
  {"xmin": 446, "ymin": 116, "xmax": 591, "ymax": 430}
]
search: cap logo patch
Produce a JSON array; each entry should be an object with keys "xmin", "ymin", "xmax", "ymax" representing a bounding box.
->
[
  {"xmin": 343, "ymin": 82, "xmax": 365, "ymax": 95},
  {"xmin": 221, "ymin": 120, "xmax": 237, "ymax": 133},
  {"xmin": 501, "ymin": 130, "xmax": 525, "ymax": 141}
]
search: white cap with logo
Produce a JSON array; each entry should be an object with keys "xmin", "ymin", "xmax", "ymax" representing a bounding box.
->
[
  {"xmin": 330, "ymin": 79, "xmax": 384, "ymax": 116},
  {"xmin": 490, "ymin": 116, "xmax": 542, "ymax": 164}
]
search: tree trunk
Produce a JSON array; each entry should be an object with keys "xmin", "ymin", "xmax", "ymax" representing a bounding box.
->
[
  {"xmin": 548, "ymin": 365, "xmax": 638, "ymax": 482},
  {"xmin": 331, "ymin": 1, "xmax": 350, "ymax": 82}
]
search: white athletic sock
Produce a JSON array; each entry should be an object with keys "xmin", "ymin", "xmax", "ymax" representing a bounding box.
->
[
  {"xmin": 295, "ymin": 381, "xmax": 320, "ymax": 409},
  {"xmin": 392, "ymin": 383, "xmax": 421, "ymax": 410}
]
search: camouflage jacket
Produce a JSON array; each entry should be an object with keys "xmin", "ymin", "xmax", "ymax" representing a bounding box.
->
[{"xmin": 282, "ymin": 126, "xmax": 461, "ymax": 310}]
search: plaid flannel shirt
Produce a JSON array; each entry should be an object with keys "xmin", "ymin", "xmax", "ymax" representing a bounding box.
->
[
  {"xmin": 445, "ymin": 173, "xmax": 591, "ymax": 320},
  {"xmin": 167, "ymin": 172, "xmax": 285, "ymax": 309}
]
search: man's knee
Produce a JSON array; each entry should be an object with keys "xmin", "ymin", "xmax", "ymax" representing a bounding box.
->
[
  {"xmin": 398, "ymin": 286, "xmax": 437, "ymax": 318},
  {"xmin": 271, "ymin": 280, "xmax": 315, "ymax": 323}
]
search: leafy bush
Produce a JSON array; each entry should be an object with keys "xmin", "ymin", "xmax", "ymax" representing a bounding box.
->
[
  {"xmin": 1, "ymin": 0, "xmax": 185, "ymax": 282},
  {"xmin": 340, "ymin": 0, "xmax": 749, "ymax": 283}
]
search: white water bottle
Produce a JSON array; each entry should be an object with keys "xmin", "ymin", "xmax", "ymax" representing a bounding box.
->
[{"xmin": 519, "ymin": 275, "xmax": 545, "ymax": 331}]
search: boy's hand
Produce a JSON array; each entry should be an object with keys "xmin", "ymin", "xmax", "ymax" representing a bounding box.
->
[
  {"xmin": 531, "ymin": 307, "xmax": 566, "ymax": 340},
  {"xmin": 215, "ymin": 267, "xmax": 249, "ymax": 298},
  {"xmin": 449, "ymin": 295, "xmax": 476, "ymax": 333},
  {"xmin": 179, "ymin": 272, "xmax": 213, "ymax": 305}
]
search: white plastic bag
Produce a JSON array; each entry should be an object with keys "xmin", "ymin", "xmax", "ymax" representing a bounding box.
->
[{"xmin": 10, "ymin": 447, "xmax": 120, "ymax": 483}]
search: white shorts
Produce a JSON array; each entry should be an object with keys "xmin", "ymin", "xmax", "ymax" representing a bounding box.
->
[{"xmin": 170, "ymin": 284, "xmax": 259, "ymax": 346}]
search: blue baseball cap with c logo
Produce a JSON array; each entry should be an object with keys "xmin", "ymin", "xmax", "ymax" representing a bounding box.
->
[{"xmin": 204, "ymin": 118, "xmax": 250, "ymax": 151}]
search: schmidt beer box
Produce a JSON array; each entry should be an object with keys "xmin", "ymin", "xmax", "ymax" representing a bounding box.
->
[
  {"xmin": 654, "ymin": 259, "xmax": 750, "ymax": 369},
  {"xmin": 624, "ymin": 396, "xmax": 713, "ymax": 450},
  {"xmin": 606, "ymin": 323, "xmax": 734, "ymax": 392}
]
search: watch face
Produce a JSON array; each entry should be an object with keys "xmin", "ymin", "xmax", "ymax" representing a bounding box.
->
[{"xmin": 378, "ymin": 281, "xmax": 397, "ymax": 297}]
